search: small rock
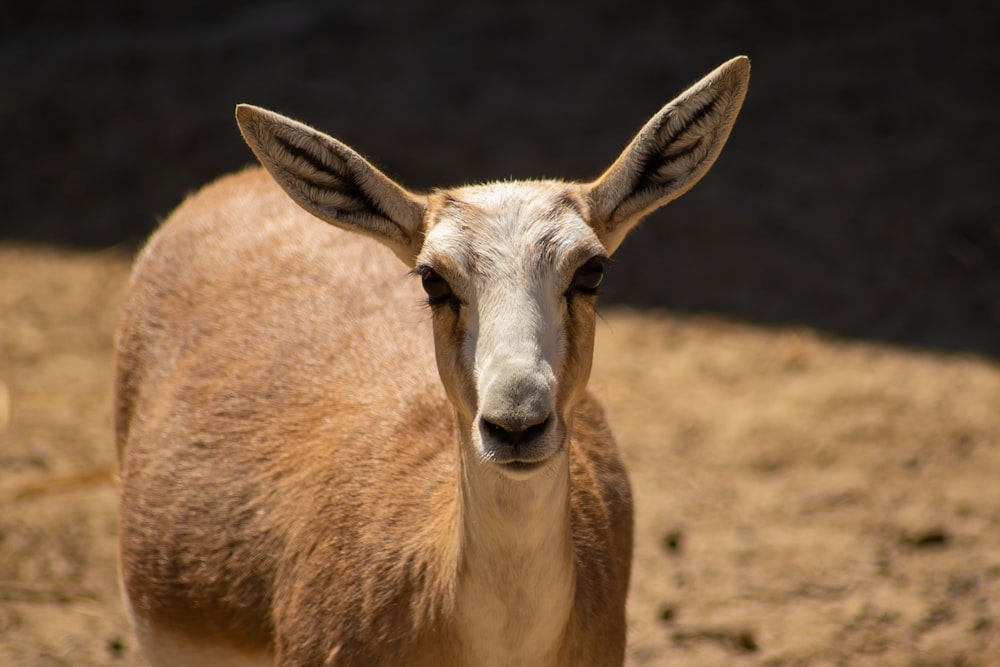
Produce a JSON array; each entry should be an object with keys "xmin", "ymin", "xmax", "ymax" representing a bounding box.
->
[
  {"xmin": 902, "ymin": 527, "xmax": 951, "ymax": 550},
  {"xmin": 662, "ymin": 528, "xmax": 683, "ymax": 554},
  {"xmin": 658, "ymin": 604, "xmax": 676, "ymax": 623}
]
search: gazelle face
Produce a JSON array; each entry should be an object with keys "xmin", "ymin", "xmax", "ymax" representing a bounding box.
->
[
  {"xmin": 416, "ymin": 182, "xmax": 607, "ymax": 477},
  {"xmin": 236, "ymin": 58, "xmax": 750, "ymax": 478}
]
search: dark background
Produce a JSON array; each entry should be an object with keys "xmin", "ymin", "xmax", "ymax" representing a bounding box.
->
[{"xmin": 4, "ymin": 1, "xmax": 998, "ymax": 356}]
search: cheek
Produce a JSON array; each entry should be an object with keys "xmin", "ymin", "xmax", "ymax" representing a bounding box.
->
[
  {"xmin": 431, "ymin": 309, "xmax": 479, "ymax": 422},
  {"xmin": 556, "ymin": 301, "xmax": 597, "ymax": 411}
]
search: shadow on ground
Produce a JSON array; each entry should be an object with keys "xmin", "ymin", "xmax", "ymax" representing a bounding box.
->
[{"xmin": 3, "ymin": 1, "xmax": 998, "ymax": 356}]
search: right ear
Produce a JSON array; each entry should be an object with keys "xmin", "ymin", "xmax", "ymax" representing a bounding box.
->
[
  {"xmin": 585, "ymin": 56, "xmax": 750, "ymax": 254},
  {"xmin": 236, "ymin": 104, "xmax": 426, "ymax": 266}
]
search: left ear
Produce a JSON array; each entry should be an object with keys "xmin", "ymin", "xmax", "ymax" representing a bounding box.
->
[
  {"xmin": 236, "ymin": 104, "xmax": 427, "ymax": 266},
  {"xmin": 585, "ymin": 56, "xmax": 750, "ymax": 254}
]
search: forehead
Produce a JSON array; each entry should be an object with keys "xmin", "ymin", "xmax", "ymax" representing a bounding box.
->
[{"xmin": 419, "ymin": 181, "xmax": 603, "ymax": 275}]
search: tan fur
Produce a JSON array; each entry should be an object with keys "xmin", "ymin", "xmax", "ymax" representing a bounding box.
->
[{"xmin": 116, "ymin": 57, "xmax": 749, "ymax": 666}]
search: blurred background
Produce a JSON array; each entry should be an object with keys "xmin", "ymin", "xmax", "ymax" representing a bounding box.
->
[{"xmin": 3, "ymin": 0, "xmax": 998, "ymax": 356}]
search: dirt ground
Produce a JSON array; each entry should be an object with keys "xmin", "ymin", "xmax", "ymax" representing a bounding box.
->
[
  {"xmin": 1, "ymin": 243, "xmax": 997, "ymax": 666},
  {"xmin": 2, "ymin": 2, "xmax": 999, "ymax": 665}
]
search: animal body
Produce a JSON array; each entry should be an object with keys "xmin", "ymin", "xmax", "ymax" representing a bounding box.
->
[{"xmin": 115, "ymin": 57, "xmax": 749, "ymax": 666}]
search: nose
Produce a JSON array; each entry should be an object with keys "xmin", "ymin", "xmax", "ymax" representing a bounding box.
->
[
  {"xmin": 478, "ymin": 367, "xmax": 553, "ymax": 440},
  {"xmin": 481, "ymin": 414, "xmax": 552, "ymax": 447},
  {"xmin": 477, "ymin": 365, "xmax": 555, "ymax": 458}
]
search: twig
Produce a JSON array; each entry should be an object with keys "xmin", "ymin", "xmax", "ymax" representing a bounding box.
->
[
  {"xmin": 0, "ymin": 581, "xmax": 98, "ymax": 604},
  {"xmin": 0, "ymin": 467, "xmax": 116, "ymax": 503}
]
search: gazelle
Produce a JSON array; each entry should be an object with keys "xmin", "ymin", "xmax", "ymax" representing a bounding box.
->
[{"xmin": 115, "ymin": 57, "xmax": 749, "ymax": 666}]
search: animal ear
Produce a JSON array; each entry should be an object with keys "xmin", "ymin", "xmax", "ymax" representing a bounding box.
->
[
  {"xmin": 236, "ymin": 104, "xmax": 427, "ymax": 266},
  {"xmin": 585, "ymin": 56, "xmax": 750, "ymax": 254}
]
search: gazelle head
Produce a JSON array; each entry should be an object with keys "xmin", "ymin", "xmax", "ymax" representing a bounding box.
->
[{"xmin": 236, "ymin": 56, "xmax": 749, "ymax": 479}]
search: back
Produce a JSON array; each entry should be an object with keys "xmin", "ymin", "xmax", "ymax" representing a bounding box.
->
[
  {"xmin": 115, "ymin": 167, "xmax": 444, "ymax": 456},
  {"xmin": 115, "ymin": 168, "xmax": 458, "ymax": 647}
]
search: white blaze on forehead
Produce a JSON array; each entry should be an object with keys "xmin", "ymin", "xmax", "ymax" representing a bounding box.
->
[{"xmin": 420, "ymin": 181, "xmax": 604, "ymax": 278}]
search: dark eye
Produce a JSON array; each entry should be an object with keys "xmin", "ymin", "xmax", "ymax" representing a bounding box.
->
[
  {"xmin": 418, "ymin": 267, "xmax": 456, "ymax": 306},
  {"xmin": 568, "ymin": 256, "xmax": 607, "ymax": 296}
]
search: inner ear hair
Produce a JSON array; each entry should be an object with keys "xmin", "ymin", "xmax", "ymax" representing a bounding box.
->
[
  {"xmin": 236, "ymin": 104, "xmax": 427, "ymax": 265},
  {"xmin": 587, "ymin": 56, "xmax": 750, "ymax": 253}
]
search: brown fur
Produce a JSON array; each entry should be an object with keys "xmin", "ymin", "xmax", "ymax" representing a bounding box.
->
[{"xmin": 116, "ymin": 169, "xmax": 632, "ymax": 664}]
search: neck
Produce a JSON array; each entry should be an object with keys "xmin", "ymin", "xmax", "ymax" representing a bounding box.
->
[{"xmin": 451, "ymin": 429, "xmax": 576, "ymax": 666}]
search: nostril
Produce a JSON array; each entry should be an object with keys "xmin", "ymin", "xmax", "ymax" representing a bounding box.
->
[
  {"xmin": 522, "ymin": 417, "xmax": 550, "ymax": 443},
  {"xmin": 482, "ymin": 416, "xmax": 551, "ymax": 447},
  {"xmin": 482, "ymin": 419, "xmax": 511, "ymax": 443}
]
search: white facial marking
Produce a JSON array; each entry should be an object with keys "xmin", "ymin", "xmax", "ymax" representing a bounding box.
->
[{"xmin": 418, "ymin": 182, "xmax": 605, "ymax": 472}]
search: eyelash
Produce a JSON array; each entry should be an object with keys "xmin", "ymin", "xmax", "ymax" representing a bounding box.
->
[
  {"xmin": 414, "ymin": 266, "xmax": 459, "ymax": 307},
  {"xmin": 414, "ymin": 255, "xmax": 609, "ymax": 308},
  {"xmin": 566, "ymin": 256, "xmax": 609, "ymax": 298}
]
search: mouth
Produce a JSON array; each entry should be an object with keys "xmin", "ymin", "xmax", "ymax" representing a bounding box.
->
[
  {"xmin": 486, "ymin": 442, "xmax": 564, "ymax": 478},
  {"xmin": 475, "ymin": 414, "xmax": 564, "ymax": 477},
  {"xmin": 498, "ymin": 458, "xmax": 551, "ymax": 474}
]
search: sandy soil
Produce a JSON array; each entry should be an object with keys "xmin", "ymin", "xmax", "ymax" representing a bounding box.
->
[
  {"xmin": 2, "ymin": 3, "xmax": 998, "ymax": 664},
  {"xmin": 1, "ymin": 243, "xmax": 997, "ymax": 666}
]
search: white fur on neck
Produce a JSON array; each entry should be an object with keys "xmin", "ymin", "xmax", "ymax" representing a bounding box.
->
[{"xmin": 453, "ymin": 442, "xmax": 575, "ymax": 667}]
